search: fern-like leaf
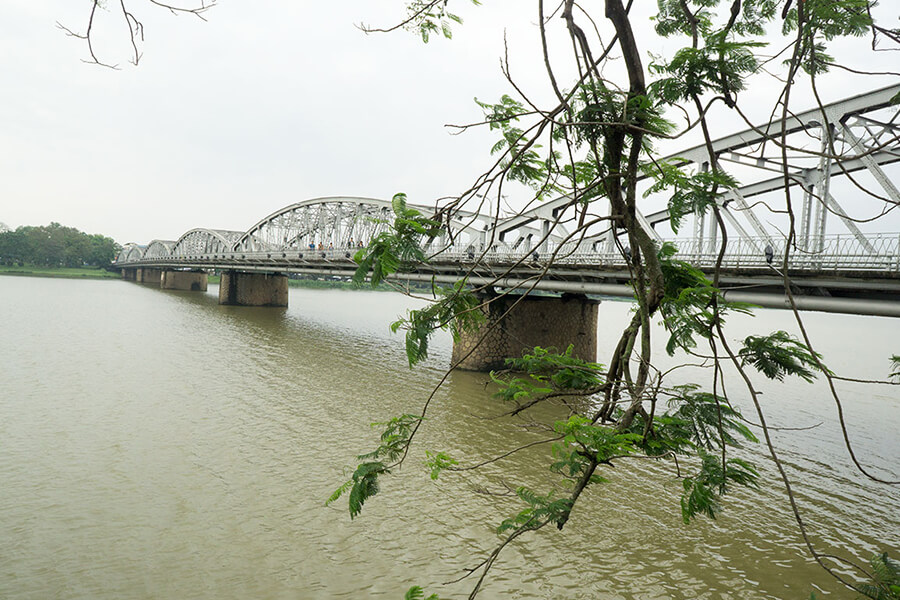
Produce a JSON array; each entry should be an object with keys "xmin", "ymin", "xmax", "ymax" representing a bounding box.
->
[{"xmin": 738, "ymin": 330, "xmax": 824, "ymax": 382}]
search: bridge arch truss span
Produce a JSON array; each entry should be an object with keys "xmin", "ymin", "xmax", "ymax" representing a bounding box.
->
[
  {"xmin": 233, "ymin": 196, "xmax": 439, "ymax": 253},
  {"xmin": 144, "ymin": 240, "xmax": 177, "ymax": 259},
  {"xmin": 119, "ymin": 243, "xmax": 146, "ymax": 263},
  {"xmin": 171, "ymin": 229, "xmax": 244, "ymax": 259}
]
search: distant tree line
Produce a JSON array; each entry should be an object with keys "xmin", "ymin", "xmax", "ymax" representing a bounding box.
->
[{"xmin": 0, "ymin": 222, "xmax": 120, "ymax": 268}]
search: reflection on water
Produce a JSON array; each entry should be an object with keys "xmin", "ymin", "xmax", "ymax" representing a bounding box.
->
[{"xmin": 0, "ymin": 276, "xmax": 897, "ymax": 599}]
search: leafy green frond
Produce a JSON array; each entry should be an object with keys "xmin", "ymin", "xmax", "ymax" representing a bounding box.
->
[
  {"xmin": 353, "ymin": 192, "xmax": 442, "ymax": 287},
  {"xmin": 554, "ymin": 415, "xmax": 641, "ymax": 463},
  {"xmin": 504, "ymin": 345, "xmax": 606, "ymax": 390},
  {"xmin": 402, "ymin": 0, "xmax": 480, "ymax": 43},
  {"xmin": 648, "ymin": 35, "xmax": 764, "ymax": 103},
  {"xmin": 681, "ymin": 448, "xmax": 759, "ymax": 523},
  {"xmin": 623, "ymin": 386, "xmax": 757, "ymax": 456},
  {"xmin": 424, "ymin": 450, "xmax": 458, "ymax": 480},
  {"xmin": 475, "ymin": 94, "xmax": 527, "ymax": 129},
  {"xmin": 490, "ymin": 346, "xmax": 604, "ymax": 408},
  {"xmin": 325, "ymin": 479, "xmax": 353, "ymax": 507},
  {"xmin": 654, "ymin": 0, "xmax": 714, "ymax": 38},
  {"xmin": 782, "ymin": 0, "xmax": 872, "ymax": 74},
  {"xmin": 645, "ymin": 161, "xmax": 740, "ymax": 233},
  {"xmin": 738, "ymin": 331, "xmax": 826, "ymax": 383},
  {"xmin": 890, "ymin": 355, "xmax": 900, "ymax": 381},
  {"xmin": 367, "ymin": 413, "xmax": 423, "ymax": 461},
  {"xmin": 656, "ymin": 243, "xmax": 755, "ymax": 355},
  {"xmin": 858, "ymin": 552, "xmax": 900, "ymax": 600},
  {"xmin": 404, "ymin": 586, "xmax": 442, "ymax": 600},
  {"xmin": 666, "ymin": 390, "xmax": 757, "ymax": 450},
  {"xmin": 497, "ymin": 487, "xmax": 573, "ymax": 533},
  {"xmin": 491, "ymin": 371, "xmax": 553, "ymax": 403},
  {"xmin": 391, "ymin": 280, "xmax": 485, "ymax": 366},
  {"xmin": 329, "ymin": 414, "xmax": 423, "ymax": 519},
  {"xmin": 347, "ymin": 461, "xmax": 387, "ymax": 519}
]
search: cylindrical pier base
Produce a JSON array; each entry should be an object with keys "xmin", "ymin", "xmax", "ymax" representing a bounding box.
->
[
  {"xmin": 161, "ymin": 270, "xmax": 208, "ymax": 292},
  {"xmin": 136, "ymin": 268, "xmax": 162, "ymax": 285},
  {"xmin": 218, "ymin": 271, "xmax": 288, "ymax": 307},
  {"xmin": 452, "ymin": 293, "xmax": 598, "ymax": 371}
]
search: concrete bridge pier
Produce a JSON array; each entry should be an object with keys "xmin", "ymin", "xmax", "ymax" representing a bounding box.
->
[
  {"xmin": 161, "ymin": 269, "xmax": 208, "ymax": 292},
  {"xmin": 218, "ymin": 271, "xmax": 288, "ymax": 307},
  {"xmin": 451, "ymin": 293, "xmax": 599, "ymax": 371},
  {"xmin": 136, "ymin": 268, "xmax": 162, "ymax": 285},
  {"xmin": 121, "ymin": 268, "xmax": 137, "ymax": 281}
]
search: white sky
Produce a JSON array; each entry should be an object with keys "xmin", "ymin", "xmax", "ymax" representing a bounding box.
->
[{"xmin": 1, "ymin": 1, "xmax": 897, "ymax": 244}]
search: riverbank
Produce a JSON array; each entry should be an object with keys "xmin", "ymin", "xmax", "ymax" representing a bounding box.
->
[
  {"xmin": 0, "ymin": 266, "xmax": 120, "ymax": 279},
  {"xmin": 0, "ymin": 267, "xmax": 401, "ymax": 291}
]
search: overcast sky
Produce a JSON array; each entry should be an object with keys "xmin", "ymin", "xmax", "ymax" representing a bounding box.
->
[{"xmin": 1, "ymin": 1, "xmax": 897, "ymax": 244}]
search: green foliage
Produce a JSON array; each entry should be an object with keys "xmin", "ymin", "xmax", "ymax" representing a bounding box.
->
[
  {"xmin": 568, "ymin": 81, "xmax": 621, "ymax": 147},
  {"xmin": 391, "ymin": 279, "xmax": 485, "ymax": 367},
  {"xmin": 650, "ymin": 39, "xmax": 764, "ymax": 103},
  {"xmin": 497, "ymin": 487, "xmax": 573, "ymax": 533},
  {"xmin": 555, "ymin": 415, "xmax": 641, "ymax": 461},
  {"xmin": 477, "ymin": 84, "xmax": 674, "ymax": 200},
  {"xmin": 654, "ymin": 0, "xmax": 779, "ymax": 38},
  {"xmin": 651, "ymin": 0, "xmax": 775, "ymax": 105},
  {"xmin": 0, "ymin": 222, "xmax": 120, "ymax": 268},
  {"xmin": 859, "ymin": 552, "xmax": 900, "ymax": 600},
  {"xmin": 424, "ymin": 450, "xmax": 458, "ymax": 480},
  {"xmin": 404, "ymin": 586, "xmax": 441, "ymax": 600},
  {"xmin": 668, "ymin": 389, "xmax": 758, "ymax": 449},
  {"xmin": 890, "ymin": 355, "xmax": 900, "ymax": 381},
  {"xmin": 552, "ymin": 415, "xmax": 641, "ymax": 477},
  {"xmin": 476, "ymin": 94, "xmax": 528, "ymax": 131},
  {"xmin": 327, "ymin": 414, "xmax": 422, "ymax": 518},
  {"xmin": 622, "ymin": 385, "xmax": 757, "ymax": 457},
  {"xmin": 651, "ymin": 387, "xmax": 757, "ymax": 452},
  {"xmin": 559, "ymin": 153, "xmax": 604, "ymax": 204},
  {"xmin": 504, "ymin": 345, "xmax": 606, "ymax": 390},
  {"xmin": 403, "ymin": 0, "xmax": 480, "ymax": 43},
  {"xmin": 490, "ymin": 371, "xmax": 553, "ymax": 403},
  {"xmin": 361, "ymin": 413, "xmax": 423, "ymax": 462},
  {"xmin": 353, "ymin": 193, "xmax": 442, "ymax": 287},
  {"xmin": 475, "ymin": 95, "xmax": 554, "ymax": 197},
  {"xmin": 680, "ymin": 448, "xmax": 760, "ymax": 523},
  {"xmin": 657, "ymin": 242, "xmax": 754, "ymax": 355},
  {"xmin": 490, "ymin": 346, "xmax": 604, "ymax": 410},
  {"xmin": 570, "ymin": 83, "xmax": 675, "ymax": 145},
  {"xmin": 782, "ymin": 0, "xmax": 872, "ymax": 74},
  {"xmin": 346, "ymin": 461, "xmax": 387, "ymax": 519},
  {"xmin": 738, "ymin": 331, "xmax": 825, "ymax": 382},
  {"xmin": 644, "ymin": 161, "xmax": 739, "ymax": 233}
]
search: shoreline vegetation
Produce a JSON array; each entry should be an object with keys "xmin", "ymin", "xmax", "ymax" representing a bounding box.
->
[{"xmin": 0, "ymin": 266, "xmax": 121, "ymax": 279}]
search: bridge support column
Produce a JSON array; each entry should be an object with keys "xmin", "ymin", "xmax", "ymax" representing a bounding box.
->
[
  {"xmin": 121, "ymin": 268, "xmax": 137, "ymax": 281},
  {"xmin": 136, "ymin": 268, "xmax": 162, "ymax": 285},
  {"xmin": 452, "ymin": 293, "xmax": 598, "ymax": 371},
  {"xmin": 161, "ymin": 269, "xmax": 208, "ymax": 292},
  {"xmin": 218, "ymin": 271, "xmax": 288, "ymax": 307}
]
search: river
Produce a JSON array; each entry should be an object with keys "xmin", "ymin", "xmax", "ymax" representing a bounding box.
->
[{"xmin": 0, "ymin": 275, "xmax": 898, "ymax": 599}]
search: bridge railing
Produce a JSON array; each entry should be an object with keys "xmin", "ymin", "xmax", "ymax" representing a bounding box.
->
[{"xmin": 429, "ymin": 232, "xmax": 900, "ymax": 273}]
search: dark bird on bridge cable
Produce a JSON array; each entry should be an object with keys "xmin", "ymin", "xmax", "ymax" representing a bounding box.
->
[{"xmin": 765, "ymin": 244, "xmax": 774, "ymax": 265}]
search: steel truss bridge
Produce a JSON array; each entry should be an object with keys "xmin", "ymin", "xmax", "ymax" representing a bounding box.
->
[{"xmin": 116, "ymin": 85, "xmax": 900, "ymax": 316}]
